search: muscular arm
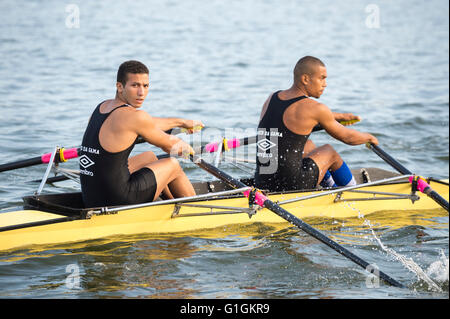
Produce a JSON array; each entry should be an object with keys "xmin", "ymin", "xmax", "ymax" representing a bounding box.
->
[
  {"xmin": 317, "ymin": 104, "xmax": 378, "ymax": 145},
  {"xmin": 134, "ymin": 111, "xmax": 194, "ymax": 155},
  {"xmin": 152, "ymin": 117, "xmax": 184, "ymax": 131},
  {"xmin": 152, "ymin": 117, "xmax": 203, "ymax": 132}
]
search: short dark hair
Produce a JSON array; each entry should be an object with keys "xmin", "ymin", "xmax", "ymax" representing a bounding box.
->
[
  {"xmin": 293, "ymin": 56, "xmax": 325, "ymax": 83},
  {"xmin": 117, "ymin": 60, "xmax": 149, "ymax": 86}
]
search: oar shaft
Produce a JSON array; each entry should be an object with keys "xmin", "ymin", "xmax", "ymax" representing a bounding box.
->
[
  {"xmin": 191, "ymin": 155, "xmax": 405, "ymax": 288},
  {"xmin": 0, "ymin": 156, "xmax": 43, "ymax": 172},
  {"xmin": 203, "ymin": 136, "xmax": 257, "ymax": 153},
  {"xmin": 0, "ymin": 147, "xmax": 80, "ymax": 173},
  {"xmin": 32, "ymin": 135, "xmax": 258, "ymax": 183},
  {"xmin": 1, "ymin": 128, "xmax": 189, "ymax": 173},
  {"xmin": 368, "ymin": 144, "xmax": 411, "ymax": 175},
  {"xmin": 262, "ymin": 200, "xmax": 403, "ymax": 287},
  {"xmin": 408, "ymin": 176, "xmax": 449, "ymax": 211},
  {"xmin": 428, "ymin": 190, "xmax": 449, "ymax": 211},
  {"xmin": 152, "ymin": 136, "xmax": 257, "ymax": 160},
  {"xmin": 368, "ymin": 143, "xmax": 449, "ymax": 211}
]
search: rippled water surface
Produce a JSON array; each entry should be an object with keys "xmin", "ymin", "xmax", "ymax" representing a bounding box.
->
[{"xmin": 0, "ymin": 0, "xmax": 448, "ymax": 300}]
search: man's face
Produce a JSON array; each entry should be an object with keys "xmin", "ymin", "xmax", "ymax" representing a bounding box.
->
[
  {"xmin": 117, "ymin": 73, "xmax": 149, "ymax": 107},
  {"xmin": 305, "ymin": 66, "xmax": 327, "ymax": 98}
]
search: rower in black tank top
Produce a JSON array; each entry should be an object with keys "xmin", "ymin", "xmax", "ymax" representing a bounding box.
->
[
  {"xmin": 254, "ymin": 91, "xmax": 319, "ymax": 192},
  {"xmin": 79, "ymin": 102, "xmax": 157, "ymax": 207}
]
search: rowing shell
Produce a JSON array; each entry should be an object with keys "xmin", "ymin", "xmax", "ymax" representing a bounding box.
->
[{"xmin": 0, "ymin": 168, "xmax": 448, "ymax": 252}]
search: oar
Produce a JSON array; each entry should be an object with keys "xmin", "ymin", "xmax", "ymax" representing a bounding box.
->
[
  {"xmin": 367, "ymin": 143, "xmax": 449, "ymax": 211},
  {"xmin": 0, "ymin": 148, "xmax": 79, "ymax": 173},
  {"xmin": 3, "ymin": 116, "xmax": 351, "ymax": 173},
  {"xmin": 189, "ymin": 154, "xmax": 405, "ymax": 288},
  {"xmin": 0, "ymin": 128, "xmax": 197, "ymax": 173},
  {"xmin": 32, "ymin": 135, "xmax": 258, "ymax": 184}
]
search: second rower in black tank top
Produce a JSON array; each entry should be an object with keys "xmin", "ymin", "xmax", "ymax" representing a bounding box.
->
[
  {"xmin": 80, "ymin": 102, "xmax": 157, "ymax": 207},
  {"xmin": 254, "ymin": 91, "xmax": 319, "ymax": 192}
]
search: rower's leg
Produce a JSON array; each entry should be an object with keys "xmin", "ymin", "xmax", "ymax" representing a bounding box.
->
[
  {"xmin": 143, "ymin": 157, "xmax": 196, "ymax": 201},
  {"xmin": 321, "ymin": 170, "xmax": 337, "ymax": 188},
  {"xmin": 128, "ymin": 151, "xmax": 174, "ymax": 199},
  {"xmin": 302, "ymin": 139, "xmax": 316, "ymax": 158},
  {"xmin": 306, "ymin": 144, "xmax": 355, "ymax": 187},
  {"xmin": 331, "ymin": 161, "xmax": 356, "ymax": 186},
  {"xmin": 303, "ymin": 141, "xmax": 336, "ymax": 187}
]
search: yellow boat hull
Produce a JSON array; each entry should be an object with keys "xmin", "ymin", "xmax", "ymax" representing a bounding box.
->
[{"xmin": 0, "ymin": 178, "xmax": 448, "ymax": 252}]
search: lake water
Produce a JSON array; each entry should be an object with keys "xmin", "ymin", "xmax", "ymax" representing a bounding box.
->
[{"xmin": 0, "ymin": 0, "xmax": 448, "ymax": 302}]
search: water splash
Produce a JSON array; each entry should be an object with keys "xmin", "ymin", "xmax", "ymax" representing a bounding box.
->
[
  {"xmin": 360, "ymin": 215, "xmax": 443, "ymax": 292},
  {"xmin": 369, "ymin": 227, "xmax": 443, "ymax": 293},
  {"xmin": 341, "ymin": 199, "xmax": 445, "ymax": 292},
  {"xmin": 425, "ymin": 250, "xmax": 449, "ymax": 284}
]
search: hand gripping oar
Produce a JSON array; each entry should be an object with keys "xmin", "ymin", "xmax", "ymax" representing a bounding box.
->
[
  {"xmin": 367, "ymin": 143, "xmax": 449, "ymax": 212},
  {"xmin": 189, "ymin": 154, "xmax": 405, "ymax": 288}
]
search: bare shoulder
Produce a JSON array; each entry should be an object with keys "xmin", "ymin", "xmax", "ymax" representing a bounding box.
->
[
  {"xmin": 314, "ymin": 102, "xmax": 334, "ymax": 119},
  {"xmin": 104, "ymin": 107, "xmax": 148, "ymax": 131},
  {"xmin": 287, "ymin": 98, "xmax": 324, "ymax": 117},
  {"xmin": 301, "ymin": 98, "xmax": 327, "ymax": 109},
  {"xmin": 111, "ymin": 105, "xmax": 143, "ymax": 117},
  {"xmin": 296, "ymin": 99, "xmax": 331, "ymax": 118},
  {"xmin": 120, "ymin": 107, "xmax": 155, "ymax": 126},
  {"xmin": 135, "ymin": 108, "xmax": 156, "ymax": 123}
]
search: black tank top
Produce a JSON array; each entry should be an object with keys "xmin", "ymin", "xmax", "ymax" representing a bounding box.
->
[
  {"xmin": 79, "ymin": 102, "xmax": 137, "ymax": 207},
  {"xmin": 254, "ymin": 91, "xmax": 310, "ymax": 191}
]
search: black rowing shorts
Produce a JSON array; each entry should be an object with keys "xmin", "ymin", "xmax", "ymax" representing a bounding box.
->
[
  {"xmin": 294, "ymin": 157, "xmax": 320, "ymax": 189},
  {"xmin": 126, "ymin": 167, "xmax": 158, "ymax": 204}
]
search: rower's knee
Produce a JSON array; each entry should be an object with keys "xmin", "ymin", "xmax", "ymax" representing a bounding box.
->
[
  {"xmin": 143, "ymin": 151, "xmax": 158, "ymax": 162},
  {"xmin": 323, "ymin": 144, "xmax": 340, "ymax": 158},
  {"xmin": 322, "ymin": 143, "xmax": 334, "ymax": 151},
  {"xmin": 167, "ymin": 157, "xmax": 183, "ymax": 174}
]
